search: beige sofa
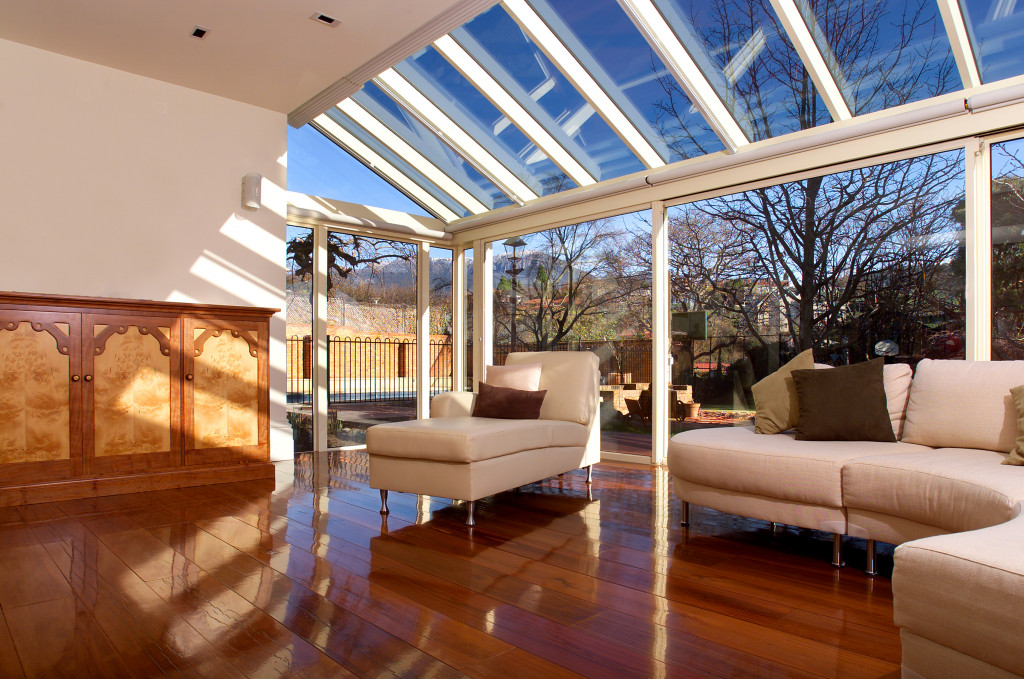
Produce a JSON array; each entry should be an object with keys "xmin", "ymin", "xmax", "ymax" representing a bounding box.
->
[
  {"xmin": 667, "ymin": 359, "xmax": 1024, "ymax": 678},
  {"xmin": 366, "ymin": 351, "xmax": 599, "ymax": 526}
]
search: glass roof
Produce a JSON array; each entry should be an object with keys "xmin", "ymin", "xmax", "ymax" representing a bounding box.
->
[
  {"xmin": 796, "ymin": 0, "xmax": 960, "ymax": 115},
  {"xmin": 454, "ymin": 4, "xmax": 646, "ymax": 182},
  {"xmin": 961, "ymin": 0, "xmax": 1024, "ymax": 83},
  {"xmin": 303, "ymin": 0, "xmax": 1024, "ymax": 224}
]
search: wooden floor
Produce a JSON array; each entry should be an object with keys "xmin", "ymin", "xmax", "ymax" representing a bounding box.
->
[{"xmin": 0, "ymin": 452, "xmax": 901, "ymax": 678}]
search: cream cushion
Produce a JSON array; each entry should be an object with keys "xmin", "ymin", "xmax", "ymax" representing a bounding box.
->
[
  {"xmin": 483, "ymin": 362, "xmax": 542, "ymax": 391},
  {"xmin": 883, "ymin": 363, "xmax": 913, "ymax": 439},
  {"xmin": 667, "ymin": 425, "xmax": 928, "ymax": 507},
  {"xmin": 367, "ymin": 417, "xmax": 586, "ymax": 464},
  {"xmin": 901, "ymin": 359, "xmax": 1024, "ymax": 451},
  {"xmin": 751, "ymin": 349, "xmax": 814, "ymax": 434},
  {"xmin": 843, "ymin": 448, "xmax": 1024, "ymax": 533},
  {"xmin": 506, "ymin": 351, "xmax": 598, "ymax": 426},
  {"xmin": 894, "ymin": 509, "xmax": 1024, "ymax": 677}
]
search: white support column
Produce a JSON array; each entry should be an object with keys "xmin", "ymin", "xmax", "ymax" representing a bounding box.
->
[
  {"xmin": 312, "ymin": 224, "xmax": 330, "ymax": 452},
  {"xmin": 965, "ymin": 137, "xmax": 992, "ymax": 360},
  {"xmin": 452, "ymin": 246, "xmax": 467, "ymax": 392},
  {"xmin": 936, "ymin": 0, "xmax": 982, "ymax": 90},
  {"xmin": 651, "ymin": 200, "xmax": 670, "ymax": 465},
  {"xmin": 472, "ymin": 239, "xmax": 494, "ymax": 389},
  {"xmin": 417, "ymin": 241, "xmax": 432, "ymax": 418}
]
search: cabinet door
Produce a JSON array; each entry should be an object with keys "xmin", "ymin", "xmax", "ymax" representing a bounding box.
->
[
  {"xmin": 0, "ymin": 310, "xmax": 81, "ymax": 485},
  {"xmin": 184, "ymin": 317, "xmax": 268, "ymax": 466},
  {"xmin": 83, "ymin": 314, "xmax": 181, "ymax": 475}
]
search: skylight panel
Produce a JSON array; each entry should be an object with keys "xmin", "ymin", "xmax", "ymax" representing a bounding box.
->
[
  {"xmin": 960, "ymin": 0, "xmax": 1024, "ymax": 83},
  {"xmin": 529, "ymin": 0, "xmax": 726, "ymax": 162},
  {"xmin": 650, "ymin": 0, "xmax": 833, "ymax": 141},
  {"xmin": 453, "ymin": 3, "xmax": 646, "ymax": 182},
  {"xmin": 351, "ymin": 82, "xmax": 517, "ymax": 211},
  {"xmin": 793, "ymin": 0, "xmax": 960, "ymax": 116}
]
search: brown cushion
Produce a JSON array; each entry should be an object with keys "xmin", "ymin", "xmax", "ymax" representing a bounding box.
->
[
  {"xmin": 791, "ymin": 358, "xmax": 896, "ymax": 442},
  {"xmin": 471, "ymin": 382, "xmax": 547, "ymax": 419},
  {"xmin": 751, "ymin": 349, "xmax": 814, "ymax": 434},
  {"xmin": 1004, "ymin": 384, "xmax": 1024, "ymax": 465}
]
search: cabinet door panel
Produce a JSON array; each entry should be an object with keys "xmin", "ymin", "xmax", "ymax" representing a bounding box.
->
[
  {"xmin": 184, "ymin": 317, "xmax": 268, "ymax": 465},
  {"xmin": 0, "ymin": 310, "xmax": 80, "ymax": 484},
  {"xmin": 84, "ymin": 315, "xmax": 181, "ymax": 475}
]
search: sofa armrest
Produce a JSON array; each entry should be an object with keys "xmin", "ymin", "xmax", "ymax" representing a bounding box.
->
[
  {"xmin": 893, "ymin": 504, "xmax": 1024, "ymax": 676},
  {"xmin": 431, "ymin": 391, "xmax": 477, "ymax": 418}
]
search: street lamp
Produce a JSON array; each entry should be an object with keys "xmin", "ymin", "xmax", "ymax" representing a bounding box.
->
[{"xmin": 503, "ymin": 236, "xmax": 526, "ymax": 351}]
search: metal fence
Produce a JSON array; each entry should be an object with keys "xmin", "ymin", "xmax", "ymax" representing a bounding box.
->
[{"xmin": 287, "ymin": 336, "xmax": 453, "ymax": 405}]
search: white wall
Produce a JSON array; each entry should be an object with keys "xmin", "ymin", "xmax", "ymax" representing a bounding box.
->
[{"xmin": 0, "ymin": 38, "xmax": 293, "ymax": 460}]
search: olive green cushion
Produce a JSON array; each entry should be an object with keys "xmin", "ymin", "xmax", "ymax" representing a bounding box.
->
[
  {"xmin": 1004, "ymin": 384, "xmax": 1024, "ymax": 465},
  {"xmin": 751, "ymin": 349, "xmax": 814, "ymax": 434}
]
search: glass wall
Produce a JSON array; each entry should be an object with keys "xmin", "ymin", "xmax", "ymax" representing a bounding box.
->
[
  {"xmin": 323, "ymin": 231, "xmax": 418, "ymax": 448},
  {"xmin": 991, "ymin": 136, "xmax": 1024, "ymax": 359},
  {"xmin": 285, "ymin": 225, "xmax": 314, "ymax": 453},
  {"xmin": 490, "ymin": 210, "xmax": 653, "ymax": 456},
  {"xmin": 668, "ymin": 147, "xmax": 966, "ymax": 432}
]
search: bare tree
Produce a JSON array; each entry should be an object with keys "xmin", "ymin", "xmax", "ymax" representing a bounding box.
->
[
  {"xmin": 286, "ymin": 231, "xmax": 415, "ymax": 296},
  {"xmin": 646, "ymin": 0, "xmax": 963, "ymax": 357},
  {"xmin": 494, "ymin": 219, "xmax": 650, "ymax": 350}
]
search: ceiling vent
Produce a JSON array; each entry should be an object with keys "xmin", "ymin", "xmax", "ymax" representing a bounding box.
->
[
  {"xmin": 310, "ymin": 12, "xmax": 340, "ymax": 27},
  {"xmin": 191, "ymin": 25, "xmax": 209, "ymax": 39}
]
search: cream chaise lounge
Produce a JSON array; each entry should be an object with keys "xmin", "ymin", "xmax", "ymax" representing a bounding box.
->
[{"xmin": 366, "ymin": 351, "xmax": 599, "ymax": 526}]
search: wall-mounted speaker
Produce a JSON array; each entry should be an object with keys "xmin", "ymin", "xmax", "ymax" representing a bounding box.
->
[{"xmin": 241, "ymin": 172, "xmax": 262, "ymax": 210}]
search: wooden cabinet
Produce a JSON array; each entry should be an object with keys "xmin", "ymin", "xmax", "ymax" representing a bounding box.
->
[{"xmin": 0, "ymin": 293, "xmax": 276, "ymax": 506}]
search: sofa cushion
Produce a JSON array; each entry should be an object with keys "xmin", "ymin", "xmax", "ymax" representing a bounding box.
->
[
  {"xmin": 791, "ymin": 358, "xmax": 895, "ymax": 442},
  {"xmin": 1005, "ymin": 384, "xmax": 1024, "ymax": 466},
  {"xmin": 506, "ymin": 351, "xmax": 598, "ymax": 426},
  {"xmin": 667, "ymin": 426, "xmax": 928, "ymax": 507},
  {"xmin": 367, "ymin": 417, "xmax": 587, "ymax": 464},
  {"xmin": 894, "ymin": 510, "xmax": 1024, "ymax": 676},
  {"xmin": 471, "ymin": 382, "xmax": 546, "ymax": 419},
  {"xmin": 751, "ymin": 349, "xmax": 814, "ymax": 434},
  {"xmin": 901, "ymin": 359, "xmax": 1024, "ymax": 452},
  {"xmin": 843, "ymin": 448, "xmax": 1024, "ymax": 534},
  {"xmin": 883, "ymin": 364, "xmax": 913, "ymax": 439},
  {"xmin": 483, "ymin": 362, "xmax": 542, "ymax": 391}
]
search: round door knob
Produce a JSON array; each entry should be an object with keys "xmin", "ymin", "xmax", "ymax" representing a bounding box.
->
[
  {"xmin": 185, "ymin": 374, "xmax": 194, "ymax": 381},
  {"xmin": 71, "ymin": 375, "xmax": 80, "ymax": 382},
  {"xmin": 84, "ymin": 375, "xmax": 93, "ymax": 382}
]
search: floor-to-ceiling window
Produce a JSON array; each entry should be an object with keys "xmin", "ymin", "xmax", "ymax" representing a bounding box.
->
[
  {"xmin": 430, "ymin": 246, "xmax": 455, "ymax": 396},
  {"xmin": 489, "ymin": 210, "xmax": 653, "ymax": 456},
  {"xmin": 323, "ymin": 231, "xmax": 418, "ymax": 448},
  {"xmin": 667, "ymin": 146, "xmax": 966, "ymax": 432},
  {"xmin": 285, "ymin": 225, "xmax": 314, "ymax": 453}
]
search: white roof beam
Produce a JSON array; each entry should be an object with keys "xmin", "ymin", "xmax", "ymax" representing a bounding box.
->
[
  {"xmin": 936, "ymin": 0, "xmax": 982, "ymax": 89},
  {"xmin": 337, "ymin": 99, "xmax": 490, "ymax": 214},
  {"xmin": 768, "ymin": 0, "xmax": 852, "ymax": 121},
  {"xmin": 501, "ymin": 0, "xmax": 667, "ymax": 169},
  {"xmin": 616, "ymin": 0, "xmax": 749, "ymax": 151},
  {"xmin": 312, "ymin": 115, "xmax": 462, "ymax": 223},
  {"xmin": 432, "ymin": 34, "xmax": 597, "ymax": 187},
  {"xmin": 374, "ymin": 68, "xmax": 539, "ymax": 205}
]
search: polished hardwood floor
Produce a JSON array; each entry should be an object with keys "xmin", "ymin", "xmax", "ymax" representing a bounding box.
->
[{"xmin": 0, "ymin": 452, "xmax": 900, "ymax": 678}]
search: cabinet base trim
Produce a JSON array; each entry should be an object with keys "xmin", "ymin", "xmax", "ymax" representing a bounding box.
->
[{"xmin": 0, "ymin": 463, "xmax": 276, "ymax": 507}]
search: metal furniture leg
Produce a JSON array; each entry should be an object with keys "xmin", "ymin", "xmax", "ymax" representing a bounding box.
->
[
  {"xmin": 586, "ymin": 464, "xmax": 593, "ymax": 483},
  {"xmin": 832, "ymin": 533, "xmax": 845, "ymax": 568},
  {"xmin": 680, "ymin": 501, "xmax": 690, "ymax": 527},
  {"xmin": 865, "ymin": 539, "xmax": 877, "ymax": 576},
  {"xmin": 465, "ymin": 500, "xmax": 476, "ymax": 526},
  {"xmin": 379, "ymin": 490, "xmax": 389, "ymax": 515}
]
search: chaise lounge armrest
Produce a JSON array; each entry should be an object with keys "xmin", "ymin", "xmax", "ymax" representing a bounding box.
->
[{"xmin": 431, "ymin": 391, "xmax": 477, "ymax": 418}]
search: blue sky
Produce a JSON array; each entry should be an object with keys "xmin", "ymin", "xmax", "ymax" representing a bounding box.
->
[{"xmin": 287, "ymin": 124, "xmax": 429, "ymax": 217}]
